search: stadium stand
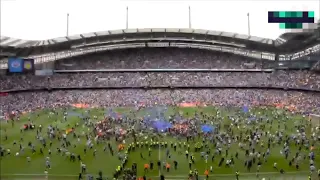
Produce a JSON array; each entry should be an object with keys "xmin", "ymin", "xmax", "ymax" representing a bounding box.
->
[
  {"xmin": 0, "ymin": 27, "xmax": 320, "ymax": 180},
  {"xmin": 0, "ymin": 28, "xmax": 319, "ymax": 115},
  {"xmin": 0, "ymin": 71, "xmax": 319, "ymax": 91},
  {"xmin": 1, "ymin": 90, "xmax": 320, "ymax": 114},
  {"xmin": 53, "ymin": 48, "xmax": 265, "ymax": 70}
]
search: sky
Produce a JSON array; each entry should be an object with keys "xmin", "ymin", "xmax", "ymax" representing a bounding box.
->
[{"xmin": 0, "ymin": 0, "xmax": 319, "ymax": 40}]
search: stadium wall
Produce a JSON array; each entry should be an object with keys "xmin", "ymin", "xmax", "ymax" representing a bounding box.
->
[{"xmin": 1, "ymin": 86, "xmax": 319, "ymax": 93}]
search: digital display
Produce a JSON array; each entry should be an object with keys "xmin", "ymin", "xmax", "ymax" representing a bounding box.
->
[{"xmin": 8, "ymin": 58, "xmax": 23, "ymax": 73}]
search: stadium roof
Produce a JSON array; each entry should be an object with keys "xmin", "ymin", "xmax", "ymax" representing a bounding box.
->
[
  {"xmin": 0, "ymin": 28, "xmax": 277, "ymax": 56},
  {"xmin": 0, "ymin": 28, "xmax": 318, "ymax": 58},
  {"xmin": 0, "ymin": 28, "xmax": 275, "ymax": 48},
  {"xmin": 275, "ymin": 31, "xmax": 318, "ymax": 52}
]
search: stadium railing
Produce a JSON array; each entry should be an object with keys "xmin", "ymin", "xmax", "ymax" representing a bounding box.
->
[{"xmin": 1, "ymin": 86, "xmax": 320, "ymax": 93}]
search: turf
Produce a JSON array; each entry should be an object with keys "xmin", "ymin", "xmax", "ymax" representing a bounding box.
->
[{"xmin": 0, "ymin": 106, "xmax": 319, "ymax": 180}]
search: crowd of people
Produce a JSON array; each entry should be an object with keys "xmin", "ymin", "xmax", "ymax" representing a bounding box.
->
[
  {"xmin": 0, "ymin": 48, "xmax": 320, "ymax": 180},
  {"xmin": 1, "ymin": 89, "xmax": 319, "ymax": 115},
  {"xmin": 53, "ymin": 48, "xmax": 265, "ymax": 70},
  {"xmin": 1, "ymin": 71, "xmax": 319, "ymax": 91},
  {"xmin": 0, "ymin": 48, "xmax": 319, "ymax": 116}
]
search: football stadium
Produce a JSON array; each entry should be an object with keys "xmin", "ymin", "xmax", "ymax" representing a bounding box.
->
[{"xmin": 1, "ymin": 12, "xmax": 320, "ymax": 180}]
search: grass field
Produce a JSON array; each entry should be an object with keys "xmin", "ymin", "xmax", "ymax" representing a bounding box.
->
[{"xmin": 0, "ymin": 106, "xmax": 319, "ymax": 180}]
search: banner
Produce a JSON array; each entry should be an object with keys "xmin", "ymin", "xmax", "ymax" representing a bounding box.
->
[
  {"xmin": 0, "ymin": 92, "xmax": 9, "ymax": 96},
  {"xmin": 23, "ymin": 59, "xmax": 35, "ymax": 73},
  {"xmin": 72, "ymin": 104, "xmax": 89, "ymax": 108},
  {"xmin": 8, "ymin": 58, "xmax": 23, "ymax": 73},
  {"xmin": 178, "ymin": 102, "xmax": 206, "ymax": 107}
]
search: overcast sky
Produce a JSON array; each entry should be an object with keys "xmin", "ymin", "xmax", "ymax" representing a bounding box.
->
[{"xmin": 0, "ymin": 0, "xmax": 319, "ymax": 40}]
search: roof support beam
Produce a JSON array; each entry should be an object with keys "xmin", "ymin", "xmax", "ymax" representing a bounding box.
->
[
  {"xmin": 4, "ymin": 39, "xmax": 21, "ymax": 46},
  {"xmin": 15, "ymin": 41, "xmax": 34, "ymax": 48},
  {"xmin": 28, "ymin": 42, "xmax": 39, "ymax": 47},
  {"xmin": 34, "ymin": 41, "xmax": 41, "ymax": 46}
]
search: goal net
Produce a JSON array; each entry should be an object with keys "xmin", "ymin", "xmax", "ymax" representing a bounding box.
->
[{"xmin": 310, "ymin": 114, "xmax": 320, "ymax": 127}]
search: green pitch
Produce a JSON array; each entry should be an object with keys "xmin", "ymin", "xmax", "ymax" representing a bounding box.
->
[{"xmin": 0, "ymin": 106, "xmax": 319, "ymax": 180}]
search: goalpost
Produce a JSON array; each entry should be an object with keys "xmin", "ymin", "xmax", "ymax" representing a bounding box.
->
[{"xmin": 309, "ymin": 114, "xmax": 320, "ymax": 127}]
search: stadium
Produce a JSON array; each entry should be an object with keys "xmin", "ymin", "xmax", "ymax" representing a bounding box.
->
[{"xmin": 0, "ymin": 20, "xmax": 320, "ymax": 180}]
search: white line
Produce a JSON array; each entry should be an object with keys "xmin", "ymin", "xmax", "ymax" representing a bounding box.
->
[{"xmin": 158, "ymin": 145, "xmax": 161, "ymax": 176}]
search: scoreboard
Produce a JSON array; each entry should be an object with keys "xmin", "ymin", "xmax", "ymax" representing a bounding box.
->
[
  {"xmin": 7, "ymin": 57, "xmax": 35, "ymax": 74},
  {"xmin": 268, "ymin": 11, "xmax": 315, "ymax": 29}
]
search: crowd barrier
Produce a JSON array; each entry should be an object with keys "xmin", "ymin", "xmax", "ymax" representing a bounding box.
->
[{"xmin": 1, "ymin": 86, "xmax": 319, "ymax": 93}]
